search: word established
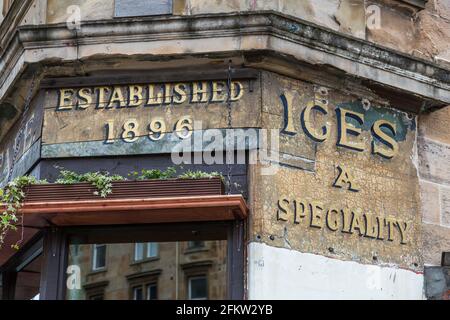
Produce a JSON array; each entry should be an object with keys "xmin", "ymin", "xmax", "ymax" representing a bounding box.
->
[{"xmin": 56, "ymin": 80, "xmax": 245, "ymax": 110}]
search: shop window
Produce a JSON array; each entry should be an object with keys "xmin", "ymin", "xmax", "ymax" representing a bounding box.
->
[
  {"xmin": 114, "ymin": 0, "xmax": 173, "ymax": 18},
  {"xmin": 188, "ymin": 276, "xmax": 208, "ymax": 300},
  {"xmin": 134, "ymin": 242, "xmax": 158, "ymax": 261},
  {"xmin": 64, "ymin": 223, "xmax": 235, "ymax": 300},
  {"xmin": 92, "ymin": 244, "xmax": 106, "ymax": 271}
]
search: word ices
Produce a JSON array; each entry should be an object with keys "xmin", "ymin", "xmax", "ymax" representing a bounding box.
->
[
  {"xmin": 277, "ymin": 197, "xmax": 409, "ymax": 245},
  {"xmin": 281, "ymin": 93, "xmax": 399, "ymax": 159},
  {"xmin": 57, "ymin": 80, "xmax": 245, "ymax": 110}
]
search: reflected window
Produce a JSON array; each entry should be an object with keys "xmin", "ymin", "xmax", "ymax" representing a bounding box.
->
[
  {"xmin": 188, "ymin": 276, "xmax": 208, "ymax": 300},
  {"xmin": 131, "ymin": 283, "xmax": 157, "ymax": 300},
  {"xmin": 92, "ymin": 244, "xmax": 106, "ymax": 271},
  {"xmin": 134, "ymin": 242, "xmax": 158, "ymax": 261},
  {"xmin": 147, "ymin": 283, "xmax": 157, "ymax": 300},
  {"xmin": 188, "ymin": 241, "xmax": 205, "ymax": 250},
  {"xmin": 89, "ymin": 294, "xmax": 104, "ymax": 300},
  {"xmin": 132, "ymin": 286, "xmax": 144, "ymax": 300}
]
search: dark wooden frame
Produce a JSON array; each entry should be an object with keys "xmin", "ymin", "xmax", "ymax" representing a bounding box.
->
[
  {"xmin": 0, "ymin": 232, "xmax": 44, "ymax": 300},
  {"xmin": 39, "ymin": 220, "xmax": 245, "ymax": 300}
]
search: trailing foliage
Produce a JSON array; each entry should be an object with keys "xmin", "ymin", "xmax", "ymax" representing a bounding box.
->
[
  {"xmin": 129, "ymin": 167, "xmax": 177, "ymax": 180},
  {"xmin": 178, "ymin": 170, "xmax": 223, "ymax": 180},
  {"xmin": 55, "ymin": 170, "xmax": 125, "ymax": 198},
  {"xmin": 0, "ymin": 176, "xmax": 47, "ymax": 249},
  {"xmin": 0, "ymin": 168, "xmax": 224, "ymax": 250}
]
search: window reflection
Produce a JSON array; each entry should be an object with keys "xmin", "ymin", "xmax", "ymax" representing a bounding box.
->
[
  {"xmin": 134, "ymin": 243, "xmax": 158, "ymax": 261},
  {"xmin": 92, "ymin": 244, "xmax": 106, "ymax": 271},
  {"xmin": 66, "ymin": 241, "xmax": 227, "ymax": 300}
]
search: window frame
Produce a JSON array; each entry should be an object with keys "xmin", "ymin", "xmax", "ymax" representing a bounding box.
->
[
  {"xmin": 188, "ymin": 275, "xmax": 208, "ymax": 300},
  {"xmin": 92, "ymin": 244, "xmax": 107, "ymax": 271},
  {"xmin": 147, "ymin": 242, "xmax": 158, "ymax": 259},
  {"xmin": 38, "ymin": 221, "xmax": 244, "ymax": 300},
  {"xmin": 146, "ymin": 283, "xmax": 157, "ymax": 300},
  {"xmin": 0, "ymin": 232, "xmax": 44, "ymax": 300},
  {"xmin": 134, "ymin": 242, "xmax": 159, "ymax": 262},
  {"xmin": 131, "ymin": 282, "xmax": 158, "ymax": 300},
  {"xmin": 188, "ymin": 241, "xmax": 205, "ymax": 250},
  {"xmin": 132, "ymin": 285, "xmax": 144, "ymax": 300}
]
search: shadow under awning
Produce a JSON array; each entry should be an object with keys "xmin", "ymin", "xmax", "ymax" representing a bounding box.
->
[{"xmin": 0, "ymin": 178, "xmax": 248, "ymax": 268}]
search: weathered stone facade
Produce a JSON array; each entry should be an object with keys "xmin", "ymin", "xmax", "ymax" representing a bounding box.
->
[{"xmin": 0, "ymin": 0, "xmax": 449, "ymax": 300}]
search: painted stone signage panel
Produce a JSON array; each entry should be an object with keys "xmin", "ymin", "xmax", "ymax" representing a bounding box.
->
[
  {"xmin": 41, "ymin": 78, "xmax": 261, "ymax": 158},
  {"xmin": 251, "ymin": 72, "xmax": 421, "ymax": 270},
  {"xmin": 38, "ymin": 70, "xmax": 422, "ymax": 269}
]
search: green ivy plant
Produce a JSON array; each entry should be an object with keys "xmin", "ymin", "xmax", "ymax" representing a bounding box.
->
[
  {"xmin": 0, "ymin": 176, "xmax": 47, "ymax": 249},
  {"xmin": 129, "ymin": 167, "xmax": 177, "ymax": 180},
  {"xmin": 178, "ymin": 170, "xmax": 223, "ymax": 180},
  {"xmin": 55, "ymin": 170, "xmax": 125, "ymax": 198},
  {"xmin": 0, "ymin": 168, "xmax": 224, "ymax": 250}
]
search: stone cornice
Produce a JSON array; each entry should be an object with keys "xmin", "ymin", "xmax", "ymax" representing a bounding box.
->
[
  {"xmin": 0, "ymin": 0, "xmax": 33, "ymax": 50},
  {"xmin": 1, "ymin": 11, "xmax": 450, "ymax": 109}
]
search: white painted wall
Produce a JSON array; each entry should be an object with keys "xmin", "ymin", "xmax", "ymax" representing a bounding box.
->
[{"xmin": 247, "ymin": 242, "xmax": 424, "ymax": 300}]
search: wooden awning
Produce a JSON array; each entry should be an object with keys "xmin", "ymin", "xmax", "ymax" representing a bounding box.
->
[
  {"xmin": 0, "ymin": 195, "xmax": 248, "ymax": 267},
  {"xmin": 20, "ymin": 195, "xmax": 248, "ymax": 227},
  {"xmin": 0, "ymin": 179, "xmax": 248, "ymax": 267}
]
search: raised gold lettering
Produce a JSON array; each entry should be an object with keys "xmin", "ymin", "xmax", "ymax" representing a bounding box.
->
[
  {"xmin": 309, "ymin": 201, "xmax": 324, "ymax": 228},
  {"xmin": 326, "ymin": 208, "xmax": 340, "ymax": 231},
  {"xmin": 336, "ymin": 107, "xmax": 365, "ymax": 152},
  {"xmin": 173, "ymin": 83, "xmax": 187, "ymax": 104},
  {"xmin": 192, "ymin": 82, "xmax": 208, "ymax": 103},
  {"xmin": 128, "ymin": 85, "xmax": 143, "ymax": 107},
  {"xmin": 211, "ymin": 81, "xmax": 226, "ymax": 102},
  {"xmin": 96, "ymin": 87, "xmax": 110, "ymax": 109},
  {"xmin": 371, "ymin": 119, "xmax": 398, "ymax": 159},
  {"xmin": 230, "ymin": 81, "xmax": 244, "ymax": 101},
  {"xmin": 57, "ymin": 89, "xmax": 74, "ymax": 110},
  {"xmin": 301, "ymin": 101, "xmax": 329, "ymax": 142},
  {"xmin": 277, "ymin": 198, "xmax": 290, "ymax": 221},
  {"xmin": 147, "ymin": 84, "xmax": 163, "ymax": 105}
]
